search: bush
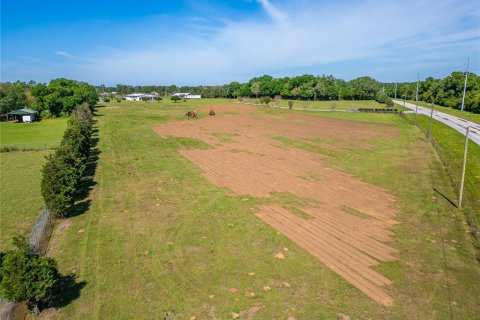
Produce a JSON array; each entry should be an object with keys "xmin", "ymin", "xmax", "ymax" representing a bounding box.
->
[
  {"xmin": 259, "ymin": 96, "xmax": 270, "ymax": 106},
  {"xmin": 0, "ymin": 235, "xmax": 60, "ymax": 314},
  {"xmin": 288, "ymin": 101, "xmax": 294, "ymax": 110},
  {"xmin": 375, "ymin": 91, "xmax": 389, "ymax": 104},
  {"xmin": 386, "ymin": 98, "xmax": 394, "ymax": 108},
  {"xmin": 103, "ymin": 97, "xmax": 110, "ymax": 102},
  {"xmin": 171, "ymin": 96, "xmax": 181, "ymax": 103},
  {"xmin": 41, "ymin": 103, "xmax": 93, "ymax": 217},
  {"xmin": 155, "ymin": 96, "xmax": 162, "ymax": 101},
  {"xmin": 115, "ymin": 97, "xmax": 121, "ymax": 103},
  {"xmin": 40, "ymin": 110, "xmax": 53, "ymax": 119}
]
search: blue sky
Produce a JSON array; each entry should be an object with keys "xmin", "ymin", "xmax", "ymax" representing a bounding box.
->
[{"xmin": 1, "ymin": 0, "xmax": 479, "ymax": 85}]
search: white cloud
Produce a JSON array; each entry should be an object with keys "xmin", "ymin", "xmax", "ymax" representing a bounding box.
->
[
  {"xmin": 55, "ymin": 51, "xmax": 74, "ymax": 59},
  {"xmin": 256, "ymin": 0, "xmax": 288, "ymax": 23},
  {"xmin": 10, "ymin": 0, "xmax": 479, "ymax": 84}
]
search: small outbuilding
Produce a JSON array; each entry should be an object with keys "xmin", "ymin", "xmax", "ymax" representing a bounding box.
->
[
  {"xmin": 172, "ymin": 92, "xmax": 202, "ymax": 99},
  {"xmin": 6, "ymin": 108, "xmax": 39, "ymax": 123}
]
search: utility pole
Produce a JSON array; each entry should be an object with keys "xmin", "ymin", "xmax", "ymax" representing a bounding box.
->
[
  {"xmin": 394, "ymin": 82, "xmax": 397, "ymax": 99},
  {"xmin": 415, "ymin": 71, "xmax": 419, "ymax": 103},
  {"xmin": 414, "ymin": 72, "xmax": 419, "ymax": 126},
  {"xmin": 458, "ymin": 126, "xmax": 470, "ymax": 208},
  {"xmin": 461, "ymin": 57, "xmax": 469, "ymax": 112},
  {"xmin": 427, "ymin": 103, "xmax": 435, "ymax": 141}
]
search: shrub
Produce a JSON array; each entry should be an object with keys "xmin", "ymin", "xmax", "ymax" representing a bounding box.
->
[
  {"xmin": 155, "ymin": 96, "xmax": 162, "ymax": 101},
  {"xmin": 259, "ymin": 96, "xmax": 270, "ymax": 106},
  {"xmin": 0, "ymin": 235, "xmax": 61, "ymax": 314},
  {"xmin": 375, "ymin": 91, "xmax": 389, "ymax": 104},
  {"xmin": 41, "ymin": 103, "xmax": 93, "ymax": 217},
  {"xmin": 40, "ymin": 110, "xmax": 53, "ymax": 119},
  {"xmin": 115, "ymin": 97, "xmax": 121, "ymax": 103},
  {"xmin": 171, "ymin": 96, "xmax": 181, "ymax": 103},
  {"xmin": 103, "ymin": 97, "xmax": 110, "ymax": 102},
  {"xmin": 386, "ymin": 98, "xmax": 394, "ymax": 108},
  {"xmin": 288, "ymin": 101, "xmax": 294, "ymax": 110}
]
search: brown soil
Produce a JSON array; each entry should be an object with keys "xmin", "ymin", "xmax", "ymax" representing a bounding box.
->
[{"xmin": 154, "ymin": 104, "xmax": 399, "ymax": 306}]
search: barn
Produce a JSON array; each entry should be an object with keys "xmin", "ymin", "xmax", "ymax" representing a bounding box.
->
[{"xmin": 6, "ymin": 108, "xmax": 39, "ymax": 123}]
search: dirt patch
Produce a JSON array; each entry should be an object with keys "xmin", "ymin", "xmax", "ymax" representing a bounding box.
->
[{"xmin": 153, "ymin": 104, "xmax": 399, "ymax": 306}]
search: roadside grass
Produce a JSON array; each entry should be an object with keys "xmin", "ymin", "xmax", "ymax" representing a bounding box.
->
[
  {"xmin": 403, "ymin": 112, "xmax": 480, "ymax": 248},
  {"xmin": 36, "ymin": 100, "xmax": 479, "ymax": 319},
  {"xmin": 0, "ymin": 118, "xmax": 68, "ymax": 150},
  {"xmin": 402, "ymin": 100, "xmax": 480, "ymax": 123}
]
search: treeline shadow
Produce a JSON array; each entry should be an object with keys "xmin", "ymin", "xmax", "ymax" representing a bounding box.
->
[
  {"xmin": 48, "ymin": 273, "xmax": 86, "ymax": 309},
  {"xmin": 68, "ymin": 126, "xmax": 100, "ymax": 217}
]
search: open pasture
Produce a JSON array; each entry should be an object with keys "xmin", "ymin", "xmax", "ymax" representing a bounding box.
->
[
  {"xmin": 38, "ymin": 100, "xmax": 479, "ymax": 319},
  {"xmin": 0, "ymin": 118, "xmax": 67, "ymax": 251}
]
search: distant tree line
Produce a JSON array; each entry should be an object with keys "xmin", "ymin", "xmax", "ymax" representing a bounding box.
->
[
  {"xmin": 384, "ymin": 72, "xmax": 480, "ymax": 113},
  {"xmin": 100, "ymin": 71, "xmax": 479, "ymax": 113},
  {"xmin": 1, "ymin": 71, "xmax": 478, "ymax": 115},
  {"xmin": 0, "ymin": 79, "xmax": 98, "ymax": 118}
]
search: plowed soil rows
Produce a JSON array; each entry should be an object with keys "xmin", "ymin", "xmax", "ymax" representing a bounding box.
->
[{"xmin": 154, "ymin": 104, "xmax": 400, "ymax": 306}]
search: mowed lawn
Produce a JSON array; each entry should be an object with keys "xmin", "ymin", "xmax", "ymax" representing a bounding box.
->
[
  {"xmin": 39, "ymin": 100, "xmax": 479, "ymax": 319},
  {"xmin": 0, "ymin": 118, "xmax": 68, "ymax": 149},
  {"xmin": 241, "ymin": 98, "xmax": 389, "ymax": 111},
  {"xmin": 0, "ymin": 118, "xmax": 67, "ymax": 251}
]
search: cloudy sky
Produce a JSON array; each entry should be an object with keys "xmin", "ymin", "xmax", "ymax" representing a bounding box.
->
[{"xmin": 1, "ymin": 0, "xmax": 479, "ymax": 85}]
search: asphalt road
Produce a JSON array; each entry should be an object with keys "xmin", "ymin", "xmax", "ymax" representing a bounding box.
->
[{"xmin": 393, "ymin": 100, "xmax": 480, "ymax": 146}]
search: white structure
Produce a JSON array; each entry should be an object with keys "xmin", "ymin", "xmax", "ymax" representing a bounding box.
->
[
  {"xmin": 172, "ymin": 92, "xmax": 201, "ymax": 99},
  {"xmin": 125, "ymin": 93, "xmax": 157, "ymax": 101}
]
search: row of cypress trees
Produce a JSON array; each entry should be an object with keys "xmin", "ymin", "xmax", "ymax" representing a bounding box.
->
[{"xmin": 41, "ymin": 103, "xmax": 93, "ymax": 217}]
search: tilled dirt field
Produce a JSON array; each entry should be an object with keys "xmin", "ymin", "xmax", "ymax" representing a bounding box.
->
[{"xmin": 154, "ymin": 104, "xmax": 400, "ymax": 306}]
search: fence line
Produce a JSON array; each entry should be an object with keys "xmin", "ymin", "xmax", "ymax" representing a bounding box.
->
[
  {"xmin": 0, "ymin": 207, "xmax": 54, "ymax": 320},
  {"xmin": 0, "ymin": 298, "xmax": 15, "ymax": 320},
  {"xmin": 0, "ymin": 143, "xmax": 59, "ymax": 153},
  {"xmin": 28, "ymin": 207, "xmax": 55, "ymax": 256}
]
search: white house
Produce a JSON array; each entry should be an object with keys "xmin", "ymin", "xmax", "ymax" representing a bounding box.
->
[
  {"xmin": 172, "ymin": 92, "xmax": 201, "ymax": 99},
  {"xmin": 125, "ymin": 93, "xmax": 157, "ymax": 101}
]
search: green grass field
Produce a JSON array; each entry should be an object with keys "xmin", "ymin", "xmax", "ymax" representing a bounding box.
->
[
  {"xmin": 402, "ymin": 112, "xmax": 480, "ymax": 245},
  {"xmin": 0, "ymin": 118, "xmax": 67, "ymax": 251},
  {"xmin": 241, "ymin": 98, "xmax": 389, "ymax": 111},
  {"xmin": 401, "ymin": 100, "xmax": 480, "ymax": 124},
  {"xmin": 0, "ymin": 118, "xmax": 68, "ymax": 150},
  {"xmin": 36, "ymin": 99, "xmax": 479, "ymax": 319}
]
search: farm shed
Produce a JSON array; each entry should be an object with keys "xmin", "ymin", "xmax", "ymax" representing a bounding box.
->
[
  {"xmin": 172, "ymin": 92, "xmax": 202, "ymax": 99},
  {"xmin": 6, "ymin": 108, "xmax": 39, "ymax": 123}
]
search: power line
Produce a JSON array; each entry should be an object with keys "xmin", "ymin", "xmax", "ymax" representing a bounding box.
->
[{"xmin": 460, "ymin": 57, "xmax": 469, "ymax": 112}]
